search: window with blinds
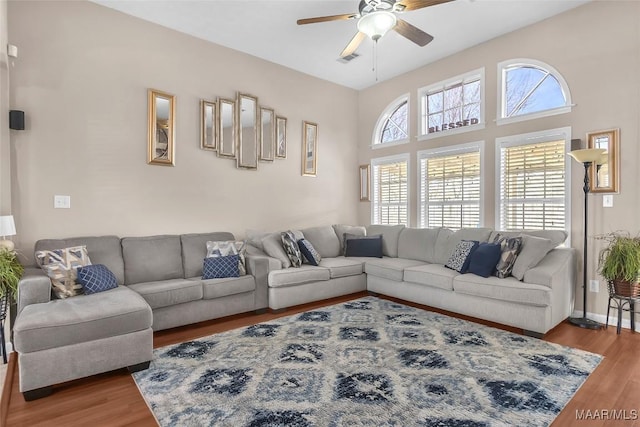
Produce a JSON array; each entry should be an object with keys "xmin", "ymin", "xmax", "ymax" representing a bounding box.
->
[
  {"xmin": 498, "ymin": 138, "xmax": 566, "ymax": 231},
  {"xmin": 419, "ymin": 145, "xmax": 481, "ymax": 230},
  {"xmin": 372, "ymin": 155, "xmax": 409, "ymax": 225}
]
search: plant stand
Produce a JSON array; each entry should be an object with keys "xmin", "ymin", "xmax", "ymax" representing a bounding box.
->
[
  {"xmin": 0, "ymin": 294, "xmax": 8, "ymax": 363},
  {"xmin": 606, "ymin": 281, "xmax": 639, "ymax": 334}
]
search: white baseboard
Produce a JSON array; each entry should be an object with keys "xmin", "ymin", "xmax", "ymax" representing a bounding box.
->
[{"xmin": 572, "ymin": 310, "xmax": 640, "ymax": 331}]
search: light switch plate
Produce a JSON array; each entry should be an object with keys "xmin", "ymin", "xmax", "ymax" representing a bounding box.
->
[
  {"xmin": 603, "ymin": 195, "xmax": 613, "ymax": 207},
  {"xmin": 54, "ymin": 195, "xmax": 71, "ymax": 209},
  {"xmin": 589, "ymin": 280, "xmax": 599, "ymax": 293}
]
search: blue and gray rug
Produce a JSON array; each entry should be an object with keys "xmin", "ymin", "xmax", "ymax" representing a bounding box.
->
[{"xmin": 133, "ymin": 297, "xmax": 602, "ymax": 426}]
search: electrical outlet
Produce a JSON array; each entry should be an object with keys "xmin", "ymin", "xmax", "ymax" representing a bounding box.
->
[
  {"xmin": 603, "ymin": 195, "xmax": 613, "ymax": 207},
  {"xmin": 54, "ymin": 195, "xmax": 71, "ymax": 209},
  {"xmin": 589, "ymin": 279, "xmax": 599, "ymax": 293}
]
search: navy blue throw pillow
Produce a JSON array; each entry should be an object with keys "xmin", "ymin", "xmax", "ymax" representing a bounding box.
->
[
  {"xmin": 76, "ymin": 264, "xmax": 118, "ymax": 295},
  {"xmin": 467, "ymin": 242, "xmax": 503, "ymax": 278},
  {"xmin": 297, "ymin": 239, "xmax": 322, "ymax": 266},
  {"xmin": 345, "ymin": 235, "xmax": 383, "ymax": 258},
  {"xmin": 203, "ymin": 254, "xmax": 240, "ymax": 279}
]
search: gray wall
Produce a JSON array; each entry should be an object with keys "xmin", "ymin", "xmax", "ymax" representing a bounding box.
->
[{"xmin": 8, "ymin": 0, "xmax": 359, "ymax": 258}]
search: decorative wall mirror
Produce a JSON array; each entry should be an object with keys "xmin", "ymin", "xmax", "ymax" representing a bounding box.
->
[
  {"xmin": 302, "ymin": 121, "xmax": 318, "ymax": 177},
  {"xmin": 276, "ymin": 116, "xmax": 287, "ymax": 159},
  {"xmin": 217, "ymin": 98, "xmax": 236, "ymax": 159},
  {"xmin": 359, "ymin": 164, "xmax": 370, "ymax": 201},
  {"xmin": 236, "ymin": 93, "xmax": 259, "ymax": 169},
  {"xmin": 147, "ymin": 89, "xmax": 175, "ymax": 166},
  {"xmin": 587, "ymin": 128, "xmax": 619, "ymax": 193},
  {"xmin": 259, "ymin": 107, "xmax": 275, "ymax": 162},
  {"xmin": 200, "ymin": 100, "xmax": 217, "ymax": 151}
]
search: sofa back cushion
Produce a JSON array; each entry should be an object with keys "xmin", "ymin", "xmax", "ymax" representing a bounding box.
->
[
  {"xmin": 397, "ymin": 227, "xmax": 441, "ymax": 263},
  {"xmin": 366, "ymin": 225, "xmax": 405, "ymax": 257},
  {"xmin": 301, "ymin": 226, "xmax": 341, "ymax": 258},
  {"xmin": 122, "ymin": 235, "xmax": 183, "ymax": 285},
  {"xmin": 181, "ymin": 232, "xmax": 235, "ymax": 278},
  {"xmin": 332, "ymin": 224, "xmax": 367, "ymax": 255},
  {"xmin": 434, "ymin": 228, "xmax": 493, "ymax": 265},
  {"xmin": 35, "ymin": 236, "xmax": 125, "ymax": 285},
  {"xmin": 488, "ymin": 229, "xmax": 567, "ymax": 248}
]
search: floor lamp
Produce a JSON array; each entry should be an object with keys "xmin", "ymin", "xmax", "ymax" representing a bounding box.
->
[{"xmin": 567, "ymin": 148, "xmax": 606, "ymax": 329}]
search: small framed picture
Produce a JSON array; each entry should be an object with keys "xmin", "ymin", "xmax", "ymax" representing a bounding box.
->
[
  {"xmin": 302, "ymin": 121, "xmax": 317, "ymax": 176},
  {"xmin": 276, "ymin": 116, "xmax": 287, "ymax": 159},
  {"xmin": 359, "ymin": 164, "xmax": 370, "ymax": 201}
]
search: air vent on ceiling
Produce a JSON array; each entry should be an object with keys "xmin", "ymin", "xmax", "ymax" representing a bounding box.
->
[{"xmin": 337, "ymin": 53, "xmax": 360, "ymax": 63}]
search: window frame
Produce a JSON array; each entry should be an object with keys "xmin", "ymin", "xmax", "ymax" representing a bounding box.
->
[
  {"xmin": 372, "ymin": 93, "xmax": 410, "ymax": 149},
  {"xmin": 417, "ymin": 141, "xmax": 485, "ymax": 230},
  {"xmin": 417, "ymin": 68, "xmax": 485, "ymax": 141},
  {"xmin": 371, "ymin": 153, "xmax": 411, "ymax": 226},
  {"xmin": 495, "ymin": 127, "xmax": 572, "ymax": 242},
  {"xmin": 497, "ymin": 59, "xmax": 573, "ymax": 126}
]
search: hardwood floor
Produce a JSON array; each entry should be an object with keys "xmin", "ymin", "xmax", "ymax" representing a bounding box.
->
[{"xmin": 2, "ymin": 292, "xmax": 639, "ymax": 427}]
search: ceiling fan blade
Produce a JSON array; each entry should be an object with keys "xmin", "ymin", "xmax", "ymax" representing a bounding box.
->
[
  {"xmin": 396, "ymin": 0, "xmax": 454, "ymax": 12},
  {"xmin": 340, "ymin": 32, "xmax": 367, "ymax": 58},
  {"xmin": 394, "ymin": 19, "xmax": 434, "ymax": 47},
  {"xmin": 297, "ymin": 13, "xmax": 359, "ymax": 25}
]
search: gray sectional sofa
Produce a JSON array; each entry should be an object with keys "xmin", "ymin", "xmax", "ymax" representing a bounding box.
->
[
  {"xmin": 250, "ymin": 224, "xmax": 575, "ymax": 337},
  {"xmin": 13, "ymin": 232, "xmax": 269, "ymax": 400}
]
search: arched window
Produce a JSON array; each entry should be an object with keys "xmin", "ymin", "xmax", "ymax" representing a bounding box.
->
[
  {"xmin": 373, "ymin": 95, "xmax": 409, "ymax": 147},
  {"xmin": 498, "ymin": 59, "xmax": 572, "ymax": 125}
]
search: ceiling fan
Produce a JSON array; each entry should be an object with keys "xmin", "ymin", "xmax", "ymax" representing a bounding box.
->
[{"xmin": 297, "ymin": 0, "xmax": 454, "ymax": 59}]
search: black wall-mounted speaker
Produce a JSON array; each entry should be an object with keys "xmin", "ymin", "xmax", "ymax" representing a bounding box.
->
[{"xmin": 9, "ymin": 110, "xmax": 25, "ymax": 130}]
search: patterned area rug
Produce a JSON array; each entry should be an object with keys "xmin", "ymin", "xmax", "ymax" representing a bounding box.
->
[{"xmin": 133, "ymin": 297, "xmax": 602, "ymax": 426}]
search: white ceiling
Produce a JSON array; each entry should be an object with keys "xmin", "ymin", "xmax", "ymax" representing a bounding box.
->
[{"xmin": 92, "ymin": 0, "xmax": 590, "ymax": 90}]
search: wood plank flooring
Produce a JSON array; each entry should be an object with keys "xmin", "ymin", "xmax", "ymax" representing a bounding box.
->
[{"xmin": 3, "ymin": 292, "xmax": 640, "ymax": 427}]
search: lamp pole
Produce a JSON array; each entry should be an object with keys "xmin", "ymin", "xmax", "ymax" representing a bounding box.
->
[{"xmin": 567, "ymin": 148, "xmax": 606, "ymax": 330}]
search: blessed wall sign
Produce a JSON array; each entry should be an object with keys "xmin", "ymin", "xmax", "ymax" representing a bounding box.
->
[{"xmin": 429, "ymin": 118, "xmax": 479, "ymax": 134}]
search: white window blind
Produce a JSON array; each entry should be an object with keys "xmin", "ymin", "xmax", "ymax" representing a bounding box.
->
[
  {"xmin": 419, "ymin": 147, "xmax": 481, "ymax": 230},
  {"xmin": 499, "ymin": 139, "xmax": 566, "ymax": 231},
  {"xmin": 372, "ymin": 157, "xmax": 409, "ymax": 225}
]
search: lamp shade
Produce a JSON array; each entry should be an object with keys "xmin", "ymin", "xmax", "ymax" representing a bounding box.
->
[
  {"xmin": 567, "ymin": 148, "xmax": 606, "ymax": 164},
  {"xmin": 0, "ymin": 215, "xmax": 16, "ymax": 237},
  {"xmin": 357, "ymin": 11, "xmax": 397, "ymax": 41}
]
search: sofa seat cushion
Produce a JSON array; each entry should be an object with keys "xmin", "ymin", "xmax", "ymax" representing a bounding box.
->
[
  {"xmin": 128, "ymin": 279, "xmax": 203, "ymax": 309},
  {"xmin": 192, "ymin": 275, "xmax": 256, "ymax": 299},
  {"xmin": 364, "ymin": 258, "xmax": 426, "ymax": 282},
  {"xmin": 453, "ymin": 274, "xmax": 551, "ymax": 307},
  {"xmin": 403, "ymin": 264, "xmax": 458, "ymax": 291},
  {"xmin": 268, "ymin": 265, "xmax": 330, "ymax": 288},
  {"xmin": 318, "ymin": 257, "xmax": 364, "ymax": 278},
  {"xmin": 14, "ymin": 286, "xmax": 151, "ymax": 353}
]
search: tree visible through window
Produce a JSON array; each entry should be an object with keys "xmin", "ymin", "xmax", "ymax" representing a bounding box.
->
[{"xmin": 380, "ymin": 101, "xmax": 408, "ymax": 144}]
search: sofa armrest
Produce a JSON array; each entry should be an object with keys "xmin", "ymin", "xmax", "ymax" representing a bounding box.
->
[
  {"xmin": 523, "ymin": 248, "xmax": 575, "ymax": 288},
  {"xmin": 246, "ymin": 255, "xmax": 280, "ymax": 310},
  {"xmin": 17, "ymin": 268, "xmax": 52, "ymax": 316}
]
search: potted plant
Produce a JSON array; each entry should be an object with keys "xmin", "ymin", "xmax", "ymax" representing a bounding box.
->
[{"xmin": 598, "ymin": 232, "xmax": 640, "ymax": 297}]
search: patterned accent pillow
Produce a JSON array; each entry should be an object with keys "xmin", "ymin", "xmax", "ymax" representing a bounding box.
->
[
  {"xmin": 35, "ymin": 245, "xmax": 92, "ymax": 299},
  {"xmin": 206, "ymin": 240, "xmax": 247, "ymax": 276},
  {"xmin": 297, "ymin": 239, "xmax": 322, "ymax": 266},
  {"xmin": 202, "ymin": 254, "xmax": 240, "ymax": 279},
  {"xmin": 445, "ymin": 240, "xmax": 479, "ymax": 273},
  {"xmin": 281, "ymin": 231, "xmax": 303, "ymax": 268},
  {"xmin": 76, "ymin": 264, "xmax": 118, "ymax": 295},
  {"xmin": 493, "ymin": 234, "xmax": 523, "ymax": 279}
]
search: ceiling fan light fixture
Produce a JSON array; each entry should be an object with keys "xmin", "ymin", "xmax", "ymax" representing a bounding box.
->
[{"xmin": 357, "ymin": 11, "xmax": 397, "ymax": 41}]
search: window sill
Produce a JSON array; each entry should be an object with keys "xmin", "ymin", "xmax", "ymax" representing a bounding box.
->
[
  {"xmin": 371, "ymin": 139, "xmax": 410, "ymax": 150},
  {"xmin": 496, "ymin": 105, "xmax": 572, "ymax": 126}
]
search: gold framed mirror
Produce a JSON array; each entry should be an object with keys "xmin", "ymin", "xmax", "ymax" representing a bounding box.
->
[
  {"xmin": 217, "ymin": 97, "xmax": 236, "ymax": 159},
  {"xmin": 236, "ymin": 92, "xmax": 259, "ymax": 170},
  {"xmin": 587, "ymin": 128, "xmax": 619, "ymax": 193},
  {"xmin": 359, "ymin": 164, "xmax": 370, "ymax": 201},
  {"xmin": 147, "ymin": 89, "xmax": 175, "ymax": 166},
  {"xmin": 276, "ymin": 116, "xmax": 287, "ymax": 159},
  {"xmin": 200, "ymin": 99, "xmax": 217, "ymax": 151},
  {"xmin": 259, "ymin": 107, "xmax": 275, "ymax": 162},
  {"xmin": 302, "ymin": 121, "xmax": 318, "ymax": 177}
]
